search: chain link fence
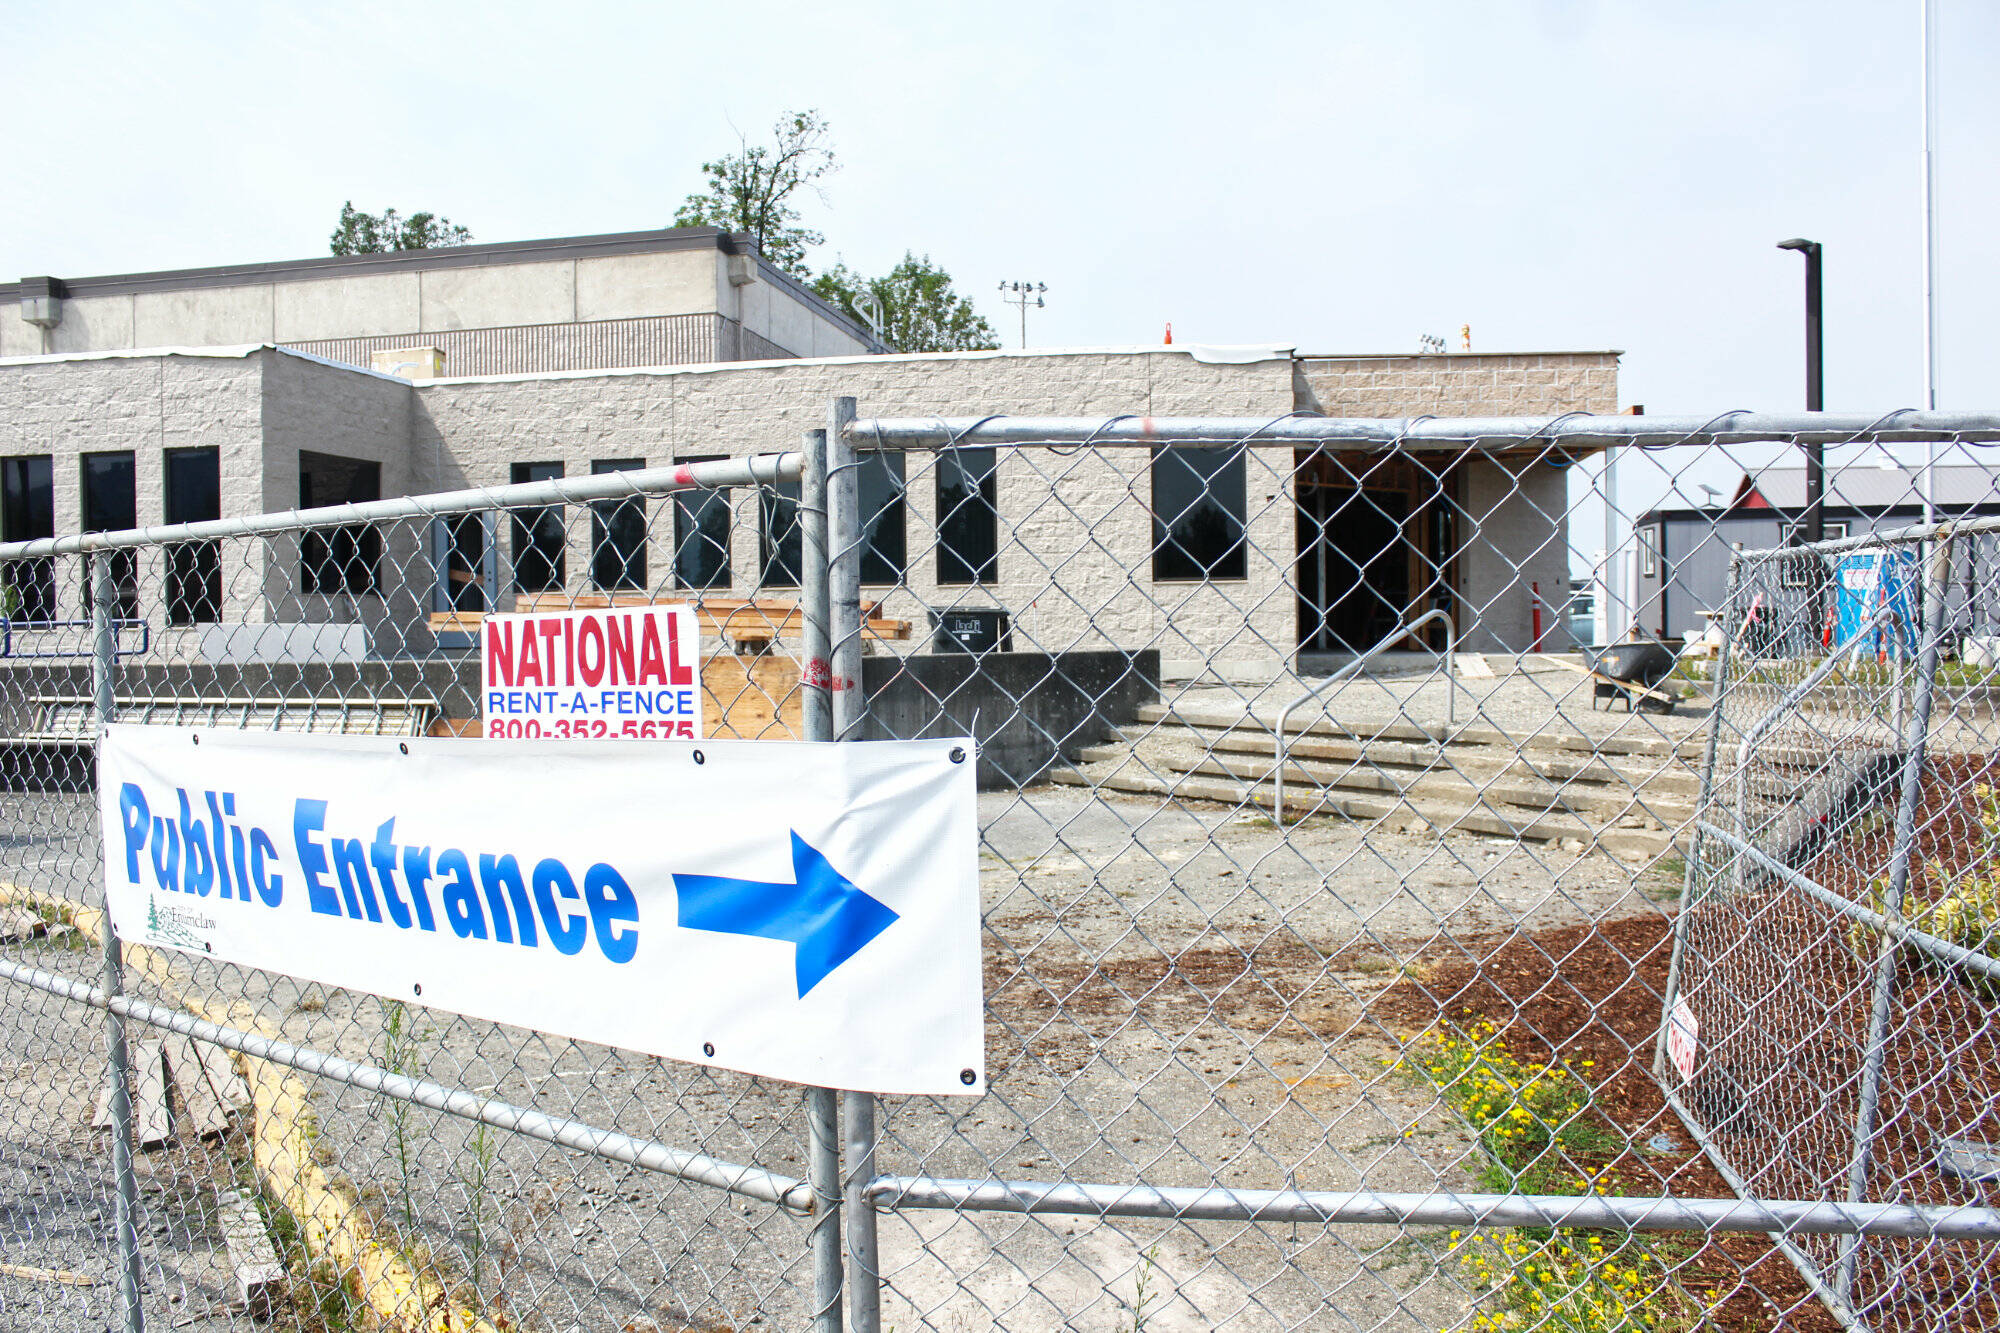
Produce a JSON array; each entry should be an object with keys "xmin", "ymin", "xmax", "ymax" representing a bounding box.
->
[
  {"xmin": 0, "ymin": 456, "xmax": 841, "ymax": 1333},
  {"xmin": 0, "ymin": 403, "xmax": 1997, "ymax": 1332},
  {"xmin": 1668, "ymin": 517, "xmax": 2000, "ymax": 1331}
]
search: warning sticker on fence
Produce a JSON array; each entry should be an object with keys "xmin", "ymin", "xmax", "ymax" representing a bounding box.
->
[
  {"xmin": 480, "ymin": 606, "xmax": 702, "ymax": 740},
  {"xmin": 97, "ymin": 725, "xmax": 983, "ymax": 1095},
  {"xmin": 1667, "ymin": 996, "xmax": 1699, "ymax": 1082}
]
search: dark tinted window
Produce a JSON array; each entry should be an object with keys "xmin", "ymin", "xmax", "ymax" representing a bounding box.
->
[
  {"xmin": 300, "ymin": 452, "xmax": 382, "ymax": 594},
  {"xmin": 82, "ymin": 453, "xmax": 136, "ymax": 532},
  {"xmin": 165, "ymin": 448, "xmax": 221, "ymax": 625},
  {"xmin": 759, "ymin": 479, "xmax": 801, "ymax": 588},
  {"xmin": 82, "ymin": 452, "xmax": 138, "ymax": 617},
  {"xmin": 1151, "ymin": 446, "xmax": 1246, "ymax": 582},
  {"xmin": 858, "ymin": 451, "xmax": 906, "ymax": 585},
  {"xmin": 1, "ymin": 456, "xmax": 55, "ymax": 620},
  {"xmin": 510, "ymin": 462, "xmax": 565, "ymax": 593},
  {"xmin": 591, "ymin": 460, "xmax": 647, "ymax": 591},
  {"xmin": 936, "ymin": 447, "xmax": 997, "ymax": 585},
  {"xmin": 673, "ymin": 456, "xmax": 730, "ymax": 590}
]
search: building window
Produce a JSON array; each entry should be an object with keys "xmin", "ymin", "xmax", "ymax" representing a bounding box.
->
[
  {"xmin": 1, "ymin": 455, "xmax": 55, "ymax": 621},
  {"xmin": 82, "ymin": 451, "xmax": 139, "ymax": 618},
  {"xmin": 1640, "ymin": 525, "xmax": 1660, "ymax": 578},
  {"xmin": 436, "ymin": 515, "xmax": 492, "ymax": 612},
  {"xmin": 510, "ymin": 462, "xmax": 565, "ymax": 593},
  {"xmin": 937, "ymin": 447, "xmax": 997, "ymax": 585},
  {"xmin": 859, "ymin": 451, "xmax": 907, "ymax": 585},
  {"xmin": 757, "ymin": 458, "xmax": 903, "ymax": 589},
  {"xmin": 299, "ymin": 452, "xmax": 382, "ymax": 595},
  {"xmin": 164, "ymin": 448, "xmax": 221, "ymax": 625},
  {"xmin": 1151, "ymin": 446, "xmax": 1246, "ymax": 582},
  {"xmin": 590, "ymin": 460, "xmax": 647, "ymax": 591},
  {"xmin": 673, "ymin": 456, "xmax": 730, "ymax": 590},
  {"xmin": 759, "ymin": 478, "xmax": 801, "ymax": 588},
  {"xmin": 1781, "ymin": 520, "xmax": 1849, "ymax": 545}
]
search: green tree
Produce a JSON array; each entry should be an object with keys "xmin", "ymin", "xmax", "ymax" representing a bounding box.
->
[
  {"xmin": 812, "ymin": 254, "xmax": 1000, "ymax": 354},
  {"xmin": 673, "ymin": 109, "xmax": 834, "ymax": 276},
  {"xmin": 329, "ymin": 201, "xmax": 474, "ymax": 255}
]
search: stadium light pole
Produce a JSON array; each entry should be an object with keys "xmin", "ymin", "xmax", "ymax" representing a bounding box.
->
[{"xmin": 1778, "ymin": 238, "xmax": 1825, "ymax": 545}]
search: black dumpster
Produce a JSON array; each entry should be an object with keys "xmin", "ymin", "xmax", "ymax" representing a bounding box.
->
[{"xmin": 930, "ymin": 607, "xmax": 1013, "ymax": 654}]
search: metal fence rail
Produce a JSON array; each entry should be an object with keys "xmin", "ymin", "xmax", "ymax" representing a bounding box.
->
[{"xmin": 1, "ymin": 405, "xmax": 1997, "ymax": 1332}]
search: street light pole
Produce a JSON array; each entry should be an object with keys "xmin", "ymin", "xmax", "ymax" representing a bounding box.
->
[
  {"xmin": 999, "ymin": 281, "xmax": 1046, "ymax": 349},
  {"xmin": 1778, "ymin": 238, "xmax": 1825, "ymax": 545}
]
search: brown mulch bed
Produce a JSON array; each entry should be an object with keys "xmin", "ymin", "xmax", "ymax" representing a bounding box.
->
[{"xmin": 1373, "ymin": 913, "xmax": 1843, "ymax": 1332}]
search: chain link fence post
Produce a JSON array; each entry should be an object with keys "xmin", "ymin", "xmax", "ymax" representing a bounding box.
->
[
  {"xmin": 828, "ymin": 396, "xmax": 883, "ymax": 1333},
  {"xmin": 800, "ymin": 426, "xmax": 846, "ymax": 1333},
  {"xmin": 1836, "ymin": 526, "xmax": 1956, "ymax": 1300},
  {"xmin": 91, "ymin": 551, "xmax": 146, "ymax": 1333},
  {"xmin": 1656, "ymin": 554, "xmax": 1743, "ymax": 1082}
]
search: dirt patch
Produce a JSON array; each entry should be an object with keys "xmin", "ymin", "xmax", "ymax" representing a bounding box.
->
[
  {"xmin": 983, "ymin": 935, "xmax": 1357, "ymax": 1079},
  {"xmin": 1373, "ymin": 913, "xmax": 1843, "ymax": 1333},
  {"xmin": 1674, "ymin": 751, "xmax": 2000, "ymax": 1331}
]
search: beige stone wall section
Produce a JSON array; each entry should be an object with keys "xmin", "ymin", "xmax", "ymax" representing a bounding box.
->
[
  {"xmin": 413, "ymin": 349, "xmax": 1303, "ymax": 672},
  {"xmin": 1296, "ymin": 352, "xmax": 1621, "ymax": 418}
]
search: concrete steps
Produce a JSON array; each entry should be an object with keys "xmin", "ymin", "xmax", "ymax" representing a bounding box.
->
[{"xmin": 1048, "ymin": 702, "xmax": 1707, "ymax": 859}]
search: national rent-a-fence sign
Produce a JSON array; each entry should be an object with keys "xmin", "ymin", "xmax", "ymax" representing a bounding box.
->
[{"xmin": 481, "ymin": 607, "xmax": 704, "ymax": 740}]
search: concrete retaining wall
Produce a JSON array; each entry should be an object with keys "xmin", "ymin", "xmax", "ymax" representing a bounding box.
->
[{"xmin": 862, "ymin": 650, "xmax": 1160, "ymax": 789}]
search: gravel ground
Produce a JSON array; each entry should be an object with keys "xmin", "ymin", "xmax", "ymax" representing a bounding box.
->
[
  {"xmin": 0, "ymin": 933, "xmax": 248, "ymax": 1333},
  {"xmin": 0, "ymin": 740, "xmax": 1674, "ymax": 1331}
]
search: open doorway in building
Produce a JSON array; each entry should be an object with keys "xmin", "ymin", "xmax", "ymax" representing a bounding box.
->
[{"xmin": 1295, "ymin": 453, "xmax": 1457, "ymax": 653}]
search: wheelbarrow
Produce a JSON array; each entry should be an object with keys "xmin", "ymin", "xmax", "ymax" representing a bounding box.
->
[{"xmin": 1539, "ymin": 642, "xmax": 1680, "ymax": 714}]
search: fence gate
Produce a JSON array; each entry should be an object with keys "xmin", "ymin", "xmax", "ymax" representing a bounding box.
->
[
  {"xmin": 1668, "ymin": 519, "xmax": 2000, "ymax": 1330},
  {"xmin": 0, "ymin": 404, "xmax": 1997, "ymax": 1333}
]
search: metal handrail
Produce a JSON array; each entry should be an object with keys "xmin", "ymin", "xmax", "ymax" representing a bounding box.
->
[
  {"xmin": 0, "ymin": 616, "xmax": 150, "ymax": 659},
  {"xmin": 1272, "ymin": 609, "xmax": 1456, "ymax": 827}
]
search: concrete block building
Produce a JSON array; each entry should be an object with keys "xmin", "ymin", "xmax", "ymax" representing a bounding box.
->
[{"xmin": 0, "ymin": 229, "xmax": 1621, "ymax": 672}]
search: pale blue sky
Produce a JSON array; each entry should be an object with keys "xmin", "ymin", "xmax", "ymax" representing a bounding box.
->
[{"xmin": 2, "ymin": 2, "xmax": 1990, "ymax": 430}]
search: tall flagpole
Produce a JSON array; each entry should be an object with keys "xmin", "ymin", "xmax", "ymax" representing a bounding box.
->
[{"xmin": 1921, "ymin": 0, "xmax": 1939, "ymax": 524}]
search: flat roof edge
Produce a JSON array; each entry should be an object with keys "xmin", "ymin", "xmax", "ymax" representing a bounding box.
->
[
  {"xmin": 0, "ymin": 343, "xmax": 411, "ymax": 384},
  {"xmin": 1298, "ymin": 350, "xmax": 1625, "ymax": 361},
  {"xmin": 410, "ymin": 343, "xmax": 1300, "ymax": 387},
  {"xmin": 0, "ymin": 227, "xmax": 744, "ymax": 300}
]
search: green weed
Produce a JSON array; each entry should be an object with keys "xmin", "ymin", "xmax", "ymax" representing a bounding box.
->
[
  {"xmin": 1403, "ymin": 1023, "xmax": 1707, "ymax": 1331},
  {"xmin": 457, "ymin": 1121, "xmax": 499, "ymax": 1296},
  {"xmin": 379, "ymin": 999, "xmax": 428, "ymax": 1235}
]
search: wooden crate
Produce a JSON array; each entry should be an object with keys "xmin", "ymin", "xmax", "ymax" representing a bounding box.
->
[
  {"xmin": 702, "ymin": 653, "xmax": 803, "ymax": 739},
  {"xmin": 428, "ymin": 654, "xmax": 801, "ymax": 739}
]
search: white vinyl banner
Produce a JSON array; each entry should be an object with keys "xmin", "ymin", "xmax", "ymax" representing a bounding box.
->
[{"xmin": 98, "ymin": 726, "xmax": 984, "ymax": 1096}]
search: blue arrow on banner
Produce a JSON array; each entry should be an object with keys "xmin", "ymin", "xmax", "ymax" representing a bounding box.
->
[{"xmin": 672, "ymin": 832, "xmax": 900, "ymax": 997}]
